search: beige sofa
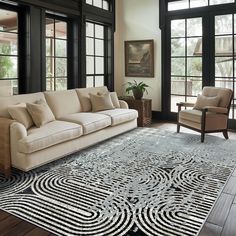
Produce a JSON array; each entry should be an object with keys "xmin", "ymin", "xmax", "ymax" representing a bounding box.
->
[{"xmin": 0, "ymin": 86, "xmax": 138, "ymax": 173}]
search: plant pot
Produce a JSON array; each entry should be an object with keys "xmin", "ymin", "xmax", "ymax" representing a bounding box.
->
[{"xmin": 132, "ymin": 88, "xmax": 143, "ymax": 100}]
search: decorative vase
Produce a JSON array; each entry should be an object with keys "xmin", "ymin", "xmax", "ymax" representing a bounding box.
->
[{"xmin": 132, "ymin": 88, "xmax": 143, "ymax": 100}]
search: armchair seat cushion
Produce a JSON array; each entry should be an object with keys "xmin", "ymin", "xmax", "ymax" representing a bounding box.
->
[
  {"xmin": 59, "ymin": 113, "xmax": 111, "ymax": 135},
  {"xmin": 97, "ymin": 109, "xmax": 138, "ymax": 126},
  {"xmin": 19, "ymin": 121, "xmax": 83, "ymax": 154}
]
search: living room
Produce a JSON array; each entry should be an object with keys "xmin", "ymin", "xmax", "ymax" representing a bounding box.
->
[{"xmin": 0, "ymin": 0, "xmax": 236, "ymax": 235}]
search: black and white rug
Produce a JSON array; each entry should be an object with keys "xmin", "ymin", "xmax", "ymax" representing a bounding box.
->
[{"xmin": 1, "ymin": 128, "xmax": 236, "ymax": 236}]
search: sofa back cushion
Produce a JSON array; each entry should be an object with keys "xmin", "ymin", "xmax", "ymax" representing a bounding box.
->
[
  {"xmin": 44, "ymin": 90, "xmax": 82, "ymax": 118},
  {"xmin": 76, "ymin": 86, "xmax": 109, "ymax": 112},
  {"xmin": 0, "ymin": 92, "xmax": 46, "ymax": 118}
]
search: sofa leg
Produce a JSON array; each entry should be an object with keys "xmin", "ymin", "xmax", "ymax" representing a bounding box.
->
[
  {"xmin": 223, "ymin": 130, "xmax": 229, "ymax": 140},
  {"xmin": 177, "ymin": 124, "xmax": 180, "ymax": 133},
  {"xmin": 4, "ymin": 167, "xmax": 11, "ymax": 178},
  {"xmin": 201, "ymin": 132, "xmax": 205, "ymax": 143}
]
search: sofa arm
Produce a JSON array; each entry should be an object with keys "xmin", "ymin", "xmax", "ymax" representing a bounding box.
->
[
  {"xmin": 10, "ymin": 122, "xmax": 27, "ymax": 166},
  {"xmin": 0, "ymin": 118, "xmax": 15, "ymax": 177},
  {"xmin": 119, "ymin": 100, "xmax": 129, "ymax": 109}
]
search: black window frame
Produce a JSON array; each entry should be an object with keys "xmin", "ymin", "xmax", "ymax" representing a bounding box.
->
[
  {"xmin": 44, "ymin": 14, "xmax": 69, "ymax": 91},
  {"xmin": 160, "ymin": 0, "xmax": 236, "ymax": 129}
]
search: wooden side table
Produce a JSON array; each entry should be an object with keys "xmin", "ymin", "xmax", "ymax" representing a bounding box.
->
[{"xmin": 120, "ymin": 97, "xmax": 152, "ymax": 127}]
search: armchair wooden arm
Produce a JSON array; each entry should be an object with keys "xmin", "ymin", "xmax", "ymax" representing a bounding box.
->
[{"xmin": 202, "ymin": 106, "xmax": 228, "ymax": 114}]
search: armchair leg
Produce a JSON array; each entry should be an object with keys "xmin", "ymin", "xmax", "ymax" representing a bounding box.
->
[
  {"xmin": 201, "ymin": 132, "xmax": 205, "ymax": 143},
  {"xmin": 177, "ymin": 123, "xmax": 180, "ymax": 133},
  {"xmin": 223, "ymin": 130, "xmax": 229, "ymax": 140}
]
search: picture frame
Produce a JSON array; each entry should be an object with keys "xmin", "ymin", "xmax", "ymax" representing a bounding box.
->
[{"xmin": 125, "ymin": 40, "xmax": 154, "ymax": 77}]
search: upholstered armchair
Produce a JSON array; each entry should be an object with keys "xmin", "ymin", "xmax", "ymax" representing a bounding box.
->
[{"xmin": 177, "ymin": 87, "xmax": 233, "ymax": 142}]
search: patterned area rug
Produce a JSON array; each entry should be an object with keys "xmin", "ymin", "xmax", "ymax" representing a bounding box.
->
[{"xmin": 1, "ymin": 128, "xmax": 236, "ymax": 236}]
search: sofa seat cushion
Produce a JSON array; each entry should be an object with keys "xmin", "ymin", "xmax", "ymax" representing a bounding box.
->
[
  {"xmin": 59, "ymin": 113, "xmax": 111, "ymax": 135},
  {"xmin": 179, "ymin": 109, "xmax": 225, "ymax": 124},
  {"xmin": 97, "ymin": 109, "xmax": 138, "ymax": 126},
  {"xmin": 18, "ymin": 121, "xmax": 83, "ymax": 154}
]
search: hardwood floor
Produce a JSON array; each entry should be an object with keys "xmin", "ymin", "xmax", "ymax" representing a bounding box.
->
[{"xmin": 0, "ymin": 121, "xmax": 236, "ymax": 236}]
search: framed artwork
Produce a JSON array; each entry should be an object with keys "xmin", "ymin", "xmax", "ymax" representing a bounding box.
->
[{"xmin": 125, "ymin": 40, "xmax": 154, "ymax": 77}]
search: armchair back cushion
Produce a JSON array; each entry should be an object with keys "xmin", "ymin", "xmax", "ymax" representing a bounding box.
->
[
  {"xmin": 44, "ymin": 90, "xmax": 82, "ymax": 119},
  {"xmin": 202, "ymin": 87, "xmax": 233, "ymax": 108}
]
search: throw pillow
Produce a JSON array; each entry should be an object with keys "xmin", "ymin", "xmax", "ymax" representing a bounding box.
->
[
  {"xmin": 8, "ymin": 103, "xmax": 34, "ymax": 129},
  {"xmin": 26, "ymin": 100, "xmax": 55, "ymax": 128},
  {"xmin": 194, "ymin": 94, "xmax": 220, "ymax": 110},
  {"xmin": 97, "ymin": 91, "xmax": 121, "ymax": 108},
  {"xmin": 90, "ymin": 93, "xmax": 115, "ymax": 112}
]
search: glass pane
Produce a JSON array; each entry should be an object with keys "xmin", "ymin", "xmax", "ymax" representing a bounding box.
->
[
  {"xmin": 86, "ymin": 76, "xmax": 94, "ymax": 88},
  {"xmin": 187, "ymin": 37, "xmax": 202, "ymax": 56},
  {"xmin": 46, "ymin": 57, "xmax": 54, "ymax": 77},
  {"xmin": 95, "ymin": 57, "xmax": 104, "ymax": 74},
  {"xmin": 168, "ymin": 0, "xmax": 189, "ymax": 11},
  {"xmin": 46, "ymin": 38, "xmax": 53, "ymax": 56},
  {"xmin": 0, "ymin": 32, "xmax": 17, "ymax": 55},
  {"xmin": 215, "ymin": 36, "xmax": 233, "ymax": 56},
  {"xmin": 0, "ymin": 79, "xmax": 18, "ymax": 96},
  {"xmin": 95, "ymin": 24, "xmax": 104, "ymax": 39},
  {"xmin": 215, "ymin": 57, "xmax": 233, "ymax": 77},
  {"xmin": 215, "ymin": 78, "xmax": 233, "ymax": 118},
  {"xmin": 55, "ymin": 58, "xmax": 67, "ymax": 77},
  {"xmin": 215, "ymin": 14, "xmax": 232, "ymax": 35},
  {"xmin": 103, "ymin": 0, "xmax": 109, "ymax": 10},
  {"xmin": 0, "ymin": 56, "xmax": 17, "ymax": 78},
  {"xmin": 187, "ymin": 57, "xmax": 202, "ymax": 76},
  {"xmin": 171, "ymin": 95, "xmax": 185, "ymax": 112},
  {"xmin": 86, "ymin": 37, "xmax": 94, "ymax": 55},
  {"xmin": 46, "ymin": 78, "xmax": 55, "ymax": 91},
  {"xmin": 46, "ymin": 18, "xmax": 54, "ymax": 37},
  {"xmin": 187, "ymin": 18, "xmax": 202, "ymax": 36},
  {"xmin": 210, "ymin": 0, "xmax": 234, "ymax": 5},
  {"xmin": 171, "ymin": 58, "xmax": 185, "ymax": 76},
  {"xmin": 187, "ymin": 78, "xmax": 202, "ymax": 95},
  {"xmin": 56, "ymin": 77, "xmax": 67, "ymax": 91},
  {"xmin": 55, "ymin": 39, "xmax": 67, "ymax": 57},
  {"xmin": 0, "ymin": 9, "xmax": 17, "ymax": 33},
  {"xmin": 95, "ymin": 39, "xmax": 104, "ymax": 56},
  {"xmin": 86, "ymin": 22, "xmax": 94, "ymax": 37},
  {"xmin": 55, "ymin": 21, "xmax": 67, "ymax": 39},
  {"xmin": 190, "ymin": 0, "xmax": 208, "ymax": 8},
  {"xmin": 171, "ymin": 77, "xmax": 186, "ymax": 95},
  {"xmin": 86, "ymin": 56, "xmax": 94, "ymax": 74},
  {"xmin": 86, "ymin": 0, "xmax": 93, "ymax": 4},
  {"xmin": 187, "ymin": 96, "xmax": 197, "ymax": 104},
  {"xmin": 95, "ymin": 76, "xmax": 104, "ymax": 87},
  {"xmin": 94, "ymin": 0, "xmax": 102, "ymax": 8},
  {"xmin": 171, "ymin": 19, "xmax": 185, "ymax": 37},
  {"xmin": 171, "ymin": 38, "xmax": 185, "ymax": 56}
]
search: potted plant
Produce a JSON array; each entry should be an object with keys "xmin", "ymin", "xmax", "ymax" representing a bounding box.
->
[{"xmin": 125, "ymin": 80, "xmax": 150, "ymax": 100}]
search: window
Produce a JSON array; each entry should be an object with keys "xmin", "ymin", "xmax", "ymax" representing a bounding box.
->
[
  {"xmin": 168, "ymin": 0, "xmax": 234, "ymax": 11},
  {"xmin": 86, "ymin": 22, "xmax": 105, "ymax": 88},
  {"xmin": 170, "ymin": 18, "xmax": 203, "ymax": 112},
  {"xmin": 45, "ymin": 17, "xmax": 68, "ymax": 91},
  {"xmin": 86, "ymin": 0, "xmax": 110, "ymax": 11},
  {"xmin": 0, "ymin": 9, "xmax": 18, "ymax": 96},
  {"xmin": 214, "ymin": 14, "xmax": 236, "ymax": 119}
]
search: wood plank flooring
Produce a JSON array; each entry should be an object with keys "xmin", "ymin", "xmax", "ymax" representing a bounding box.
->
[{"xmin": 0, "ymin": 121, "xmax": 236, "ymax": 236}]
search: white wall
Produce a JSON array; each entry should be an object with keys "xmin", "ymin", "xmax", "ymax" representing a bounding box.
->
[{"xmin": 114, "ymin": 0, "xmax": 162, "ymax": 111}]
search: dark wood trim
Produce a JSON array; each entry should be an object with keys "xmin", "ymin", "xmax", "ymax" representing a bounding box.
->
[{"xmin": 11, "ymin": 0, "xmax": 80, "ymax": 16}]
